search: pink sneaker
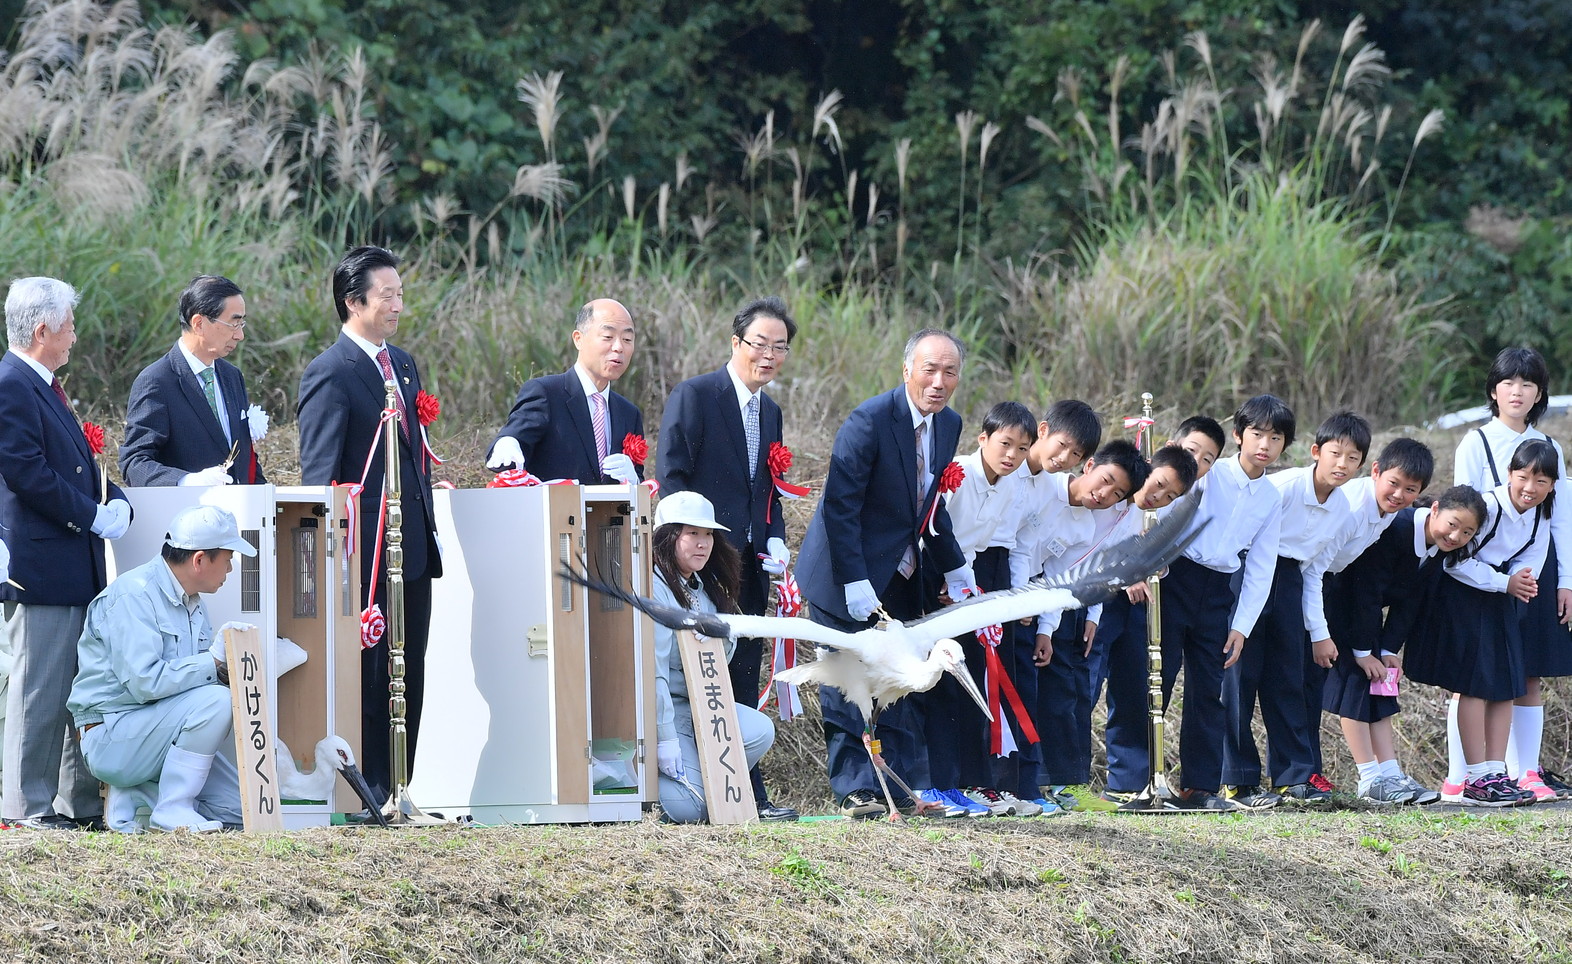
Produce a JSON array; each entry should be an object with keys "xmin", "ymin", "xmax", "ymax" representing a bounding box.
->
[
  {"xmin": 1439, "ymin": 780, "xmax": 1466, "ymax": 804},
  {"xmin": 1518, "ymin": 770, "xmax": 1557, "ymax": 803}
]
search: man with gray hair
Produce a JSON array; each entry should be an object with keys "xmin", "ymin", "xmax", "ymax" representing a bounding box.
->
[
  {"xmin": 0, "ymin": 276, "xmax": 132, "ymax": 830},
  {"xmin": 485, "ymin": 298, "xmax": 645, "ymax": 484},
  {"xmin": 120, "ymin": 275, "xmax": 270, "ymax": 486},
  {"xmin": 795, "ymin": 328, "xmax": 977, "ymax": 819}
]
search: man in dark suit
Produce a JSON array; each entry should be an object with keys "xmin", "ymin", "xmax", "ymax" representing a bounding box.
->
[
  {"xmin": 297, "ymin": 246, "xmax": 442, "ymax": 804},
  {"xmin": 485, "ymin": 299, "xmax": 644, "ymax": 484},
  {"xmin": 120, "ymin": 275, "xmax": 269, "ymax": 486},
  {"xmin": 795, "ymin": 329, "xmax": 977, "ymax": 819},
  {"xmin": 657, "ymin": 296, "xmax": 798, "ymax": 821},
  {"xmin": 1, "ymin": 277, "xmax": 131, "ymax": 830}
]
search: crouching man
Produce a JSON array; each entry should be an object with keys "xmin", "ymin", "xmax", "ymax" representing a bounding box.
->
[{"xmin": 68, "ymin": 505, "xmax": 255, "ymax": 832}]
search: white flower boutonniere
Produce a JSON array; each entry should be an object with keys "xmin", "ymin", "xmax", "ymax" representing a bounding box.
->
[{"xmin": 245, "ymin": 404, "xmax": 270, "ymax": 443}]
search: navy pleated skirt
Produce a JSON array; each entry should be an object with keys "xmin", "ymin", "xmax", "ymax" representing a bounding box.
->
[{"xmin": 1405, "ymin": 578, "xmax": 1526, "ymax": 702}]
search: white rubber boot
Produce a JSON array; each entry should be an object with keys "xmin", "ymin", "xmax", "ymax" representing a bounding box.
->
[
  {"xmin": 150, "ymin": 746, "xmax": 224, "ymax": 833},
  {"xmin": 106, "ymin": 782, "xmax": 158, "ymax": 833}
]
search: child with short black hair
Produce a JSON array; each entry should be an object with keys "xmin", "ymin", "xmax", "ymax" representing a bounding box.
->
[
  {"xmin": 1298, "ymin": 435, "xmax": 1434, "ymax": 780},
  {"xmin": 1159, "ymin": 394, "xmax": 1291, "ymax": 810},
  {"xmin": 924, "ymin": 401, "xmax": 1038, "ymax": 816},
  {"xmin": 1027, "ymin": 440, "xmax": 1149, "ymax": 810},
  {"xmin": 1099, "ymin": 423, "xmax": 1214, "ymax": 802},
  {"xmin": 1222, "ymin": 411, "xmax": 1370, "ymax": 808},
  {"xmin": 1452, "ymin": 346, "xmax": 1572, "ymax": 801},
  {"xmin": 992, "ymin": 400, "xmax": 1105, "ymax": 811},
  {"xmin": 1325, "ymin": 485, "xmax": 1487, "ymax": 804},
  {"xmin": 1415, "ymin": 440, "xmax": 1560, "ymax": 805}
]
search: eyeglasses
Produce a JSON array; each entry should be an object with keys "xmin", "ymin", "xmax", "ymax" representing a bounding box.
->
[
  {"xmin": 739, "ymin": 336, "xmax": 790, "ymax": 357},
  {"xmin": 209, "ymin": 317, "xmax": 247, "ymax": 331}
]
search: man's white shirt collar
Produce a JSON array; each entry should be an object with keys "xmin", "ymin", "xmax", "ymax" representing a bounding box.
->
[
  {"xmin": 7, "ymin": 348, "xmax": 53, "ymax": 385},
  {"xmin": 1413, "ymin": 507, "xmax": 1439, "ymax": 561},
  {"xmin": 726, "ymin": 362, "xmax": 761, "ymax": 412},
  {"xmin": 177, "ymin": 340, "xmax": 213, "ymax": 379},
  {"xmin": 903, "ymin": 391, "xmax": 933, "ymax": 432},
  {"xmin": 573, "ymin": 362, "xmax": 610, "ymax": 403},
  {"xmin": 343, "ymin": 328, "xmax": 386, "ymax": 364}
]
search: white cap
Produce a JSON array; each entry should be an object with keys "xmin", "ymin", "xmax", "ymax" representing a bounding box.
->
[
  {"xmin": 164, "ymin": 505, "xmax": 257, "ymax": 557},
  {"xmin": 653, "ymin": 490, "xmax": 730, "ymax": 532}
]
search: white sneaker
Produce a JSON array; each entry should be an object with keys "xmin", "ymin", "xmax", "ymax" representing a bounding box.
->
[
  {"xmin": 962, "ymin": 787, "xmax": 1017, "ymax": 816},
  {"xmin": 994, "ymin": 790, "xmax": 1043, "ymax": 817}
]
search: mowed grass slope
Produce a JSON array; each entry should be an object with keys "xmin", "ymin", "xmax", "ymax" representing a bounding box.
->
[{"xmin": 3, "ymin": 809, "xmax": 1570, "ymax": 963}]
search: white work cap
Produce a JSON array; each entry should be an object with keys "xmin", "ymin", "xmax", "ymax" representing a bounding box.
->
[
  {"xmin": 164, "ymin": 505, "xmax": 257, "ymax": 557},
  {"xmin": 653, "ymin": 490, "xmax": 730, "ymax": 532}
]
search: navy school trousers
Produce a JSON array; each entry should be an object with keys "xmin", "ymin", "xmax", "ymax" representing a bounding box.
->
[
  {"xmin": 1159, "ymin": 556, "xmax": 1236, "ymax": 794},
  {"xmin": 1033, "ymin": 605, "xmax": 1095, "ymax": 786},
  {"xmin": 1098, "ymin": 593, "xmax": 1152, "ymax": 793},
  {"xmin": 924, "ymin": 546, "xmax": 1009, "ymax": 790},
  {"xmin": 816, "ymin": 571, "xmax": 930, "ymax": 800},
  {"xmin": 1222, "ymin": 556, "xmax": 1315, "ymax": 788}
]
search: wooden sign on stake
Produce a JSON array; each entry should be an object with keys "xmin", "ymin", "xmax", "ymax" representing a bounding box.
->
[
  {"xmin": 676, "ymin": 630, "xmax": 757, "ymax": 824},
  {"xmin": 225, "ymin": 625, "xmax": 283, "ymax": 832}
]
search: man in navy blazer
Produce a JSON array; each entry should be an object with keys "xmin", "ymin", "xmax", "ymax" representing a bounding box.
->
[
  {"xmin": 657, "ymin": 296, "xmax": 798, "ymax": 820},
  {"xmin": 297, "ymin": 246, "xmax": 442, "ymax": 804},
  {"xmin": 1, "ymin": 277, "xmax": 131, "ymax": 830},
  {"xmin": 120, "ymin": 275, "xmax": 269, "ymax": 486},
  {"xmin": 485, "ymin": 299, "xmax": 644, "ymax": 484},
  {"xmin": 795, "ymin": 329, "xmax": 977, "ymax": 818}
]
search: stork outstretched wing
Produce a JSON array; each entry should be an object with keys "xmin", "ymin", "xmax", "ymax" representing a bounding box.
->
[
  {"xmin": 558, "ymin": 564, "xmax": 867, "ymax": 652},
  {"xmin": 905, "ymin": 487, "xmax": 1205, "ymax": 643}
]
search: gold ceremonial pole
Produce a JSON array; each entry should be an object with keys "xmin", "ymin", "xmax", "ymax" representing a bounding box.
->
[
  {"xmin": 1120, "ymin": 392, "xmax": 1177, "ymax": 812},
  {"xmin": 380, "ymin": 378, "xmax": 441, "ymax": 826}
]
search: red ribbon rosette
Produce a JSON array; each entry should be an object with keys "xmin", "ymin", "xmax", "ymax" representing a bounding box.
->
[
  {"xmin": 757, "ymin": 570, "xmax": 806, "ymax": 719},
  {"xmin": 765, "ymin": 441, "xmax": 811, "ymax": 523},
  {"xmin": 921, "ymin": 460, "xmax": 966, "ymax": 536},
  {"xmin": 488, "ymin": 468, "xmax": 543, "ymax": 488},
  {"xmin": 621, "ymin": 433, "xmax": 648, "ymax": 466},
  {"xmin": 360, "ymin": 604, "xmax": 386, "ymax": 649},
  {"xmin": 415, "ymin": 390, "xmax": 441, "ymax": 427},
  {"xmin": 82, "ymin": 421, "xmax": 105, "ymax": 456}
]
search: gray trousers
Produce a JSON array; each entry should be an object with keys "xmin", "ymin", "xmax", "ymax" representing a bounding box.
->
[
  {"xmin": 1, "ymin": 602, "xmax": 101, "ymax": 820},
  {"xmin": 658, "ymin": 700, "xmax": 775, "ymax": 824},
  {"xmin": 80, "ymin": 685, "xmax": 241, "ymax": 825}
]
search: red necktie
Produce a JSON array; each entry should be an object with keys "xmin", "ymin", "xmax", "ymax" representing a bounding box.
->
[
  {"xmin": 51, "ymin": 377, "xmax": 71, "ymax": 411},
  {"xmin": 375, "ymin": 348, "xmax": 410, "ymax": 440}
]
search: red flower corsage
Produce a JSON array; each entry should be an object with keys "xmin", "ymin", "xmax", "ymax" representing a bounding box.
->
[
  {"xmin": 766, "ymin": 441, "xmax": 810, "ymax": 523},
  {"xmin": 82, "ymin": 421, "xmax": 105, "ymax": 456},
  {"xmin": 922, "ymin": 461, "xmax": 965, "ymax": 536},
  {"xmin": 622, "ymin": 433, "xmax": 648, "ymax": 466},
  {"xmin": 415, "ymin": 390, "xmax": 441, "ymax": 427}
]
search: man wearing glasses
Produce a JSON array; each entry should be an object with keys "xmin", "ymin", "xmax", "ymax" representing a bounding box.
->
[
  {"xmin": 120, "ymin": 275, "xmax": 269, "ymax": 486},
  {"xmin": 656, "ymin": 296, "xmax": 799, "ymax": 821}
]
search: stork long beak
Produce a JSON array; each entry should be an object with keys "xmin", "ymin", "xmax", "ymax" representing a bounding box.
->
[
  {"xmin": 947, "ymin": 664, "xmax": 993, "ymax": 722},
  {"xmin": 338, "ymin": 764, "xmax": 390, "ymax": 827}
]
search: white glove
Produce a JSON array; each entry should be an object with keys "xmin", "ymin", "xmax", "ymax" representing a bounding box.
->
[
  {"xmin": 760, "ymin": 536, "xmax": 790, "ymax": 575},
  {"xmin": 91, "ymin": 500, "xmax": 131, "ymax": 540},
  {"xmin": 208, "ymin": 621, "xmax": 258, "ymax": 661},
  {"xmin": 844, "ymin": 579, "xmax": 881, "ymax": 622},
  {"xmin": 945, "ymin": 565, "xmax": 978, "ymax": 603},
  {"xmin": 486, "ymin": 436, "xmax": 525, "ymax": 470},
  {"xmin": 600, "ymin": 452, "xmax": 639, "ymax": 486},
  {"xmin": 179, "ymin": 464, "xmax": 232, "ymax": 487},
  {"xmin": 0, "ymin": 536, "xmax": 10, "ymax": 585},
  {"xmin": 656, "ymin": 738, "xmax": 685, "ymax": 780}
]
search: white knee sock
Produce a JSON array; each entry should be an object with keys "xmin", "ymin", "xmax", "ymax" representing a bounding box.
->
[
  {"xmin": 1446, "ymin": 698, "xmax": 1467, "ymax": 785},
  {"xmin": 1355, "ymin": 760, "xmax": 1380, "ymax": 793},
  {"xmin": 1512, "ymin": 705, "xmax": 1544, "ymax": 777}
]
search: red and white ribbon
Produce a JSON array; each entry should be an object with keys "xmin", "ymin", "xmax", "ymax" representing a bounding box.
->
[
  {"xmin": 360, "ymin": 604, "xmax": 386, "ymax": 650},
  {"xmin": 757, "ymin": 571, "xmax": 804, "ymax": 720},
  {"xmin": 1123, "ymin": 415, "xmax": 1155, "ymax": 448},
  {"xmin": 972, "ymin": 602, "xmax": 1039, "ymax": 756}
]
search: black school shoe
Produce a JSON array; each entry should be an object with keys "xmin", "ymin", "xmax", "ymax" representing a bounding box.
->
[
  {"xmin": 1164, "ymin": 789, "xmax": 1246, "ymax": 812},
  {"xmin": 839, "ymin": 789, "xmax": 887, "ymax": 819},
  {"xmin": 1275, "ymin": 782, "xmax": 1333, "ymax": 804},
  {"xmin": 1536, "ymin": 766, "xmax": 1572, "ymax": 800},
  {"xmin": 758, "ymin": 801, "xmax": 800, "ymax": 822}
]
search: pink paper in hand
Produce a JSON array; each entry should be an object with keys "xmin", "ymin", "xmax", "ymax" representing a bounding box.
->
[{"xmin": 1370, "ymin": 665, "xmax": 1401, "ymax": 697}]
